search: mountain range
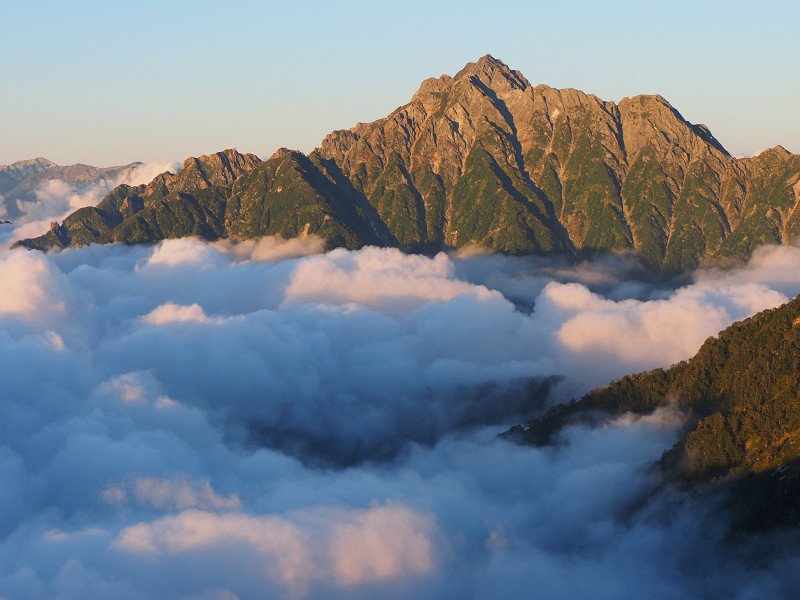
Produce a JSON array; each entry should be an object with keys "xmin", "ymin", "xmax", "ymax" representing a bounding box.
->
[
  {"xmin": 14, "ymin": 55, "xmax": 800, "ymax": 274},
  {"xmin": 0, "ymin": 157, "xmax": 140, "ymax": 220}
]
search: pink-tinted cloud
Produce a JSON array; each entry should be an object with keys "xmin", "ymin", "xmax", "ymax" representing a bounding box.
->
[{"xmin": 114, "ymin": 502, "xmax": 436, "ymax": 592}]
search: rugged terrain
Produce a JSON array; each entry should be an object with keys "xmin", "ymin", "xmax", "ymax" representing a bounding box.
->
[{"xmin": 15, "ymin": 55, "xmax": 800, "ymax": 273}]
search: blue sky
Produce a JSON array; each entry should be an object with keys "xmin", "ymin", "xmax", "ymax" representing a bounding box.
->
[{"xmin": 3, "ymin": 0, "xmax": 798, "ymax": 166}]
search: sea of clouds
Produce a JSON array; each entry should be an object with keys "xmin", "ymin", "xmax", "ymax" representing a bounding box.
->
[{"xmin": 1, "ymin": 173, "xmax": 800, "ymax": 599}]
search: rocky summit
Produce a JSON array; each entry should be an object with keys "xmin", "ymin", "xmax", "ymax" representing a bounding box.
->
[{"xmin": 16, "ymin": 55, "xmax": 800, "ymax": 273}]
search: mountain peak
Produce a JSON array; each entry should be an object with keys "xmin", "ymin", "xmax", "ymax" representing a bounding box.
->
[
  {"xmin": 269, "ymin": 147, "xmax": 301, "ymax": 161},
  {"xmin": 758, "ymin": 145, "xmax": 791, "ymax": 158},
  {"xmin": 0, "ymin": 156, "xmax": 56, "ymax": 175},
  {"xmin": 14, "ymin": 58, "xmax": 800, "ymax": 275},
  {"xmin": 177, "ymin": 148, "xmax": 261, "ymax": 188},
  {"xmin": 450, "ymin": 54, "xmax": 530, "ymax": 95},
  {"xmin": 455, "ymin": 54, "xmax": 508, "ymax": 77},
  {"xmin": 745, "ymin": 145, "xmax": 795, "ymax": 170},
  {"xmin": 413, "ymin": 55, "xmax": 518, "ymax": 101},
  {"xmin": 180, "ymin": 148, "xmax": 254, "ymax": 170}
]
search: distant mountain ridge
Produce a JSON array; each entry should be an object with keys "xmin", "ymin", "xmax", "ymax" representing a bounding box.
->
[
  {"xmin": 15, "ymin": 55, "xmax": 800, "ymax": 273},
  {"xmin": 0, "ymin": 157, "xmax": 55, "ymax": 180},
  {"xmin": 1, "ymin": 157, "xmax": 141, "ymax": 220}
]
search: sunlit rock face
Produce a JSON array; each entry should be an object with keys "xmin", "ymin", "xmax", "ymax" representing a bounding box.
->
[{"xmin": 15, "ymin": 57, "xmax": 800, "ymax": 276}]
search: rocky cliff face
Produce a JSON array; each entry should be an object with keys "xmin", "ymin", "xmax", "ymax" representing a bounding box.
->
[
  {"xmin": 315, "ymin": 55, "xmax": 800, "ymax": 271},
  {"xmin": 15, "ymin": 55, "xmax": 800, "ymax": 273}
]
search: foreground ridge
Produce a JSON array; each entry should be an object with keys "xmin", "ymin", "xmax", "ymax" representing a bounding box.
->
[{"xmin": 507, "ymin": 294, "xmax": 800, "ymax": 530}]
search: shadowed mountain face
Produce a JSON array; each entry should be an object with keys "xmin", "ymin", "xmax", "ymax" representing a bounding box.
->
[
  {"xmin": 15, "ymin": 55, "xmax": 800, "ymax": 273},
  {"xmin": 507, "ymin": 294, "xmax": 800, "ymax": 529}
]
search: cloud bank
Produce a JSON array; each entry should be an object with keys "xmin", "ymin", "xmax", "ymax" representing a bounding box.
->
[{"xmin": 1, "ymin": 231, "xmax": 800, "ymax": 598}]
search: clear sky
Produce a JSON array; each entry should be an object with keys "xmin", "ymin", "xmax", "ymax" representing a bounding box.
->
[{"xmin": 2, "ymin": 0, "xmax": 798, "ymax": 167}]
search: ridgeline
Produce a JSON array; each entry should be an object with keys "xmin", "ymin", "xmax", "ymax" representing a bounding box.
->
[{"xmin": 14, "ymin": 55, "xmax": 800, "ymax": 275}]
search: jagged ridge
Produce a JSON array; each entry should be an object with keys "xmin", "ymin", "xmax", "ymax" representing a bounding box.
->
[{"xmin": 15, "ymin": 55, "xmax": 800, "ymax": 273}]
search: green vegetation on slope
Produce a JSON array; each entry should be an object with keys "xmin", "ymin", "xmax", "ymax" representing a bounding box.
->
[
  {"xmin": 225, "ymin": 150, "xmax": 380, "ymax": 249},
  {"xmin": 506, "ymin": 295, "xmax": 800, "ymax": 528},
  {"xmin": 449, "ymin": 143, "xmax": 565, "ymax": 253}
]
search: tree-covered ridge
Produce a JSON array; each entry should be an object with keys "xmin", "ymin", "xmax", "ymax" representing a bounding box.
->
[
  {"xmin": 15, "ymin": 56, "xmax": 800, "ymax": 274},
  {"xmin": 506, "ymin": 295, "xmax": 800, "ymax": 525}
]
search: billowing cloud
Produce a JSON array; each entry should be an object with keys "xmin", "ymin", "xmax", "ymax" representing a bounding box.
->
[
  {"xmin": 143, "ymin": 238, "xmax": 226, "ymax": 269},
  {"xmin": 113, "ymin": 502, "xmax": 434, "ymax": 592},
  {"xmin": 285, "ymin": 247, "xmax": 479, "ymax": 314},
  {"xmin": 0, "ymin": 238, "xmax": 799, "ymax": 599},
  {"xmin": 537, "ymin": 278, "xmax": 788, "ymax": 392},
  {"xmin": 117, "ymin": 162, "xmax": 181, "ymax": 188},
  {"xmin": 212, "ymin": 235, "xmax": 326, "ymax": 263},
  {"xmin": 103, "ymin": 475, "xmax": 240, "ymax": 510},
  {"xmin": 324, "ymin": 503, "xmax": 435, "ymax": 585},
  {"xmin": 0, "ymin": 249, "xmax": 71, "ymax": 324},
  {"xmin": 142, "ymin": 303, "xmax": 220, "ymax": 325},
  {"xmin": 114, "ymin": 510, "xmax": 314, "ymax": 590}
]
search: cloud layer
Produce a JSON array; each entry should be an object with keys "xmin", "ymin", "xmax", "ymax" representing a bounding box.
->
[{"xmin": 2, "ymin": 234, "xmax": 800, "ymax": 599}]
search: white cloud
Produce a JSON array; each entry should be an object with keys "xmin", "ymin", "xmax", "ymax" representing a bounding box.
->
[
  {"xmin": 142, "ymin": 303, "xmax": 216, "ymax": 325},
  {"xmin": 141, "ymin": 238, "xmax": 225, "ymax": 269},
  {"xmin": 0, "ymin": 240, "xmax": 798, "ymax": 599},
  {"xmin": 103, "ymin": 475, "xmax": 239, "ymax": 510},
  {"xmin": 325, "ymin": 502, "xmax": 435, "ymax": 585},
  {"xmin": 116, "ymin": 162, "xmax": 179, "ymax": 187},
  {"xmin": 284, "ymin": 247, "xmax": 479, "ymax": 314},
  {"xmin": 113, "ymin": 502, "xmax": 435, "ymax": 591},
  {"xmin": 212, "ymin": 235, "xmax": 326, "ymax": 263},
  {"xmin": 99, "ymin": 372, "xmax": 150, "ymax": 403},
  {"xmin": 548, "ymin": 279, "xmax": 781, "ymax": 362},
  {"xmin": 0, "ymin": 250, "xmax": 69, "ymax": 323}
]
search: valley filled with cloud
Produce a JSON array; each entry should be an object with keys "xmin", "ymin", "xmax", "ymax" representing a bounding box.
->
[{"xmin": 2, "ymin": 178, "xmax": 800, "ymax": 598}]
